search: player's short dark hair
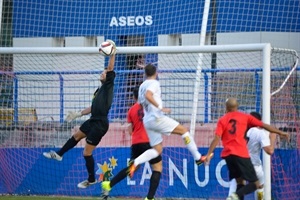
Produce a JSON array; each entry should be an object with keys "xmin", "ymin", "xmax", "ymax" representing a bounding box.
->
[
  {"xmin": 133, "ymin": 85, "xmax": 139, "ymax": 99},
  {"xmin": 144, "ymin": 64, "xmax": 157, "ymax": 77},
  {"xmin": 250, "ymin": 111, "xmax": 262, "ymax": 120}
]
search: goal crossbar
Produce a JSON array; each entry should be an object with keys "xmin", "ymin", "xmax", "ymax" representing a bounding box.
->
[{"xmin": 0, "ymin": 43, "xmax": 270, "ymax": 54}]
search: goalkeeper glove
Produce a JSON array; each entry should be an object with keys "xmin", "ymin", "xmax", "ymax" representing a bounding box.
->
[
  {"xmin": 106, "ymin": 39, "xmax": 117, "ymax": 55},
  {"xmin": 65, "ymin": 111, "xmax": 82, "ymax": 122}
]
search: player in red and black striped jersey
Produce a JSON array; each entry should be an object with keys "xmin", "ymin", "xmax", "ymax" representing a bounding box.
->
[
  {"xmin": 43, "ymin": 40, "xmax": 117, "ymax": 189},
  {"xmin": 205, "ymin": 98, "xmax": 289, "ymax": 200},
  {"xmin": 101, "ymin": 86, "xmax": 162, "ymax": 200}
]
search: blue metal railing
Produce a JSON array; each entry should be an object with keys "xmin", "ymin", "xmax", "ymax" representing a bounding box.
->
[{"xmin": 9, "ymin": 67, "xmax": 299, "ymax": 123}]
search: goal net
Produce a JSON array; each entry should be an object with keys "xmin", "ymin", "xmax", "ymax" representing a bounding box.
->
[{"xmin": 0, "ymin": 45, "xmax": 298, "ymax": 199}]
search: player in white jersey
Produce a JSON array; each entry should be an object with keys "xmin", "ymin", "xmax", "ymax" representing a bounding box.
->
[
  {"xmin": 228, "ymin": 112, "xmax": 276, "ymax": 200},
  {"xmin": 128, "ymin": 64, "xmax": 213, "ymax": 180}
]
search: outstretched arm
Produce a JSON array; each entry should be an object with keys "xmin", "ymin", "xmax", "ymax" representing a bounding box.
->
[
  {"xmin": 106, "ymin": 39, "xmax": 116, "ymax": 72},
  {"xmin": 205, "ymin": 135, "xmax": 220, "ymax": 164},
  {"xmin": 261, "ymin": 123, "xmax": 289, "ymax": 140},
  {"xmin": 65, "ymin": 106, "xmax": 91, "ymax": 122},
  {"xmin": 81, "ymin": 106, "xmax": 92, "ymax": 115},
  {"xmin": 106, "ymin": 54, "xmax": 115, "ymax": 72}
]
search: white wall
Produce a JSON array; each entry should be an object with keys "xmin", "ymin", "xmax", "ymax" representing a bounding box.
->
[
  {"xmin": 14, "ymin": 38, "xmax": 54, "ymax": 47},
  {"xmin": 217, "ymin": 32, "xmax": 300, "ymax": 53}
]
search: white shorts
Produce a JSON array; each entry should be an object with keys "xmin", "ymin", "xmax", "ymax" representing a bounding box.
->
[
  {"xmin": 254, "ymin": 165, "xmax": 264, "ymax": 185},
  {"xmin": 144, "ymin": 115, "xmax": 179, "ymax": 146}
]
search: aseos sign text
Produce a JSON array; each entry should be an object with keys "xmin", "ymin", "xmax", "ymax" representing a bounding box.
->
[{"xmin": 110, "ymin": 15, "xmax": 153, "ymax": 27}]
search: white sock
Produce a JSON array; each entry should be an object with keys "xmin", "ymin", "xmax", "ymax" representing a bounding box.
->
[
  {"xmin": 181, "ymin": 132, "xmax": 201, "ymax": 160},
  {"xmin": 134, "ymin": 149, "xmax": 159, "ymax": 166},
  {"xmin": 228, "ymin": 179, "xmax": 237, "ymax": 197}
]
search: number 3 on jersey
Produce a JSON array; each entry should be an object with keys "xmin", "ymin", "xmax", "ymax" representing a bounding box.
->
[{"xmin": 228, "ymin": 119, "xmax": 237, "ymax": 134}]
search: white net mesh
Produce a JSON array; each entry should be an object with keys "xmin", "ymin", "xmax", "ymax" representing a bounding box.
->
[{"xmin": 0, "ymin": 47, "xmax": 298, "ymax": 199}]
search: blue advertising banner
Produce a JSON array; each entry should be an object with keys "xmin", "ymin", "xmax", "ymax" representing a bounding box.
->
[
  {"xmin": 0, "ymin": 147, "xmax": 228, "ymax": 198},
  {"xmin": 13, "ymin": 0, "xmax": 204, "ymax": 37},
  {"xmin": 13, "ymin": 0, "xmax": 300, "ymax": 38},
  {"xmin": 0, "ymin": 147, "xmax": 299, "ymax": 198}
]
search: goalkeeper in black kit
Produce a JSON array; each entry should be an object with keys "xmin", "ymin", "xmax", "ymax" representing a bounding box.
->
[{"xmin": 43, "ymin": 40, "xmax": 117, "ymax": 189}]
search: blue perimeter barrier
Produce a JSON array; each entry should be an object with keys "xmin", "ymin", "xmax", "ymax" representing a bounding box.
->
[{"xmin": 0, "ymin": 147, "xmax": 299, "ymax": 199}]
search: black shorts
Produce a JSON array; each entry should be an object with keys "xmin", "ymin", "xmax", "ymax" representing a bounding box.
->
[
  {"xmin": 224, "ymin": 155, "xmax": 258, "ymax": 182},
  {"xmin": 131, "ymin": 143, "xmax": 162, "ymax": 165},
  {"xmin": 80, "ymin": 118, "xmax": 109, "ymax": 146}
]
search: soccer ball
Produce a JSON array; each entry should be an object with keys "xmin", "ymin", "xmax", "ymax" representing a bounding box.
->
[{"xmin": 99, "ymin": 41, "xmax": 114, "ymax": 56}]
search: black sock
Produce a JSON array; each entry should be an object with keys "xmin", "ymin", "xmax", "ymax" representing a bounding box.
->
[
  {"xmin": 84, "ymin": 155, "xmax": 95, "ymax": 182},
  {"xmin": 236, "ymin": 182, "xmax": 256, "ymax": 199},
  {"xmin": 57, "ymin": 137, "xmax": 78, "ymax": 156},
  {"xmin": 236, "ymin": 184, "xmax": 245, "ymax": 200},
  {"xmin": 147, "ymin": 171, "xmax": 161, "ymax": 199},
  {"xmin": 110, "ymin": 168, "xmax": 128, "ymax": 188}
]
